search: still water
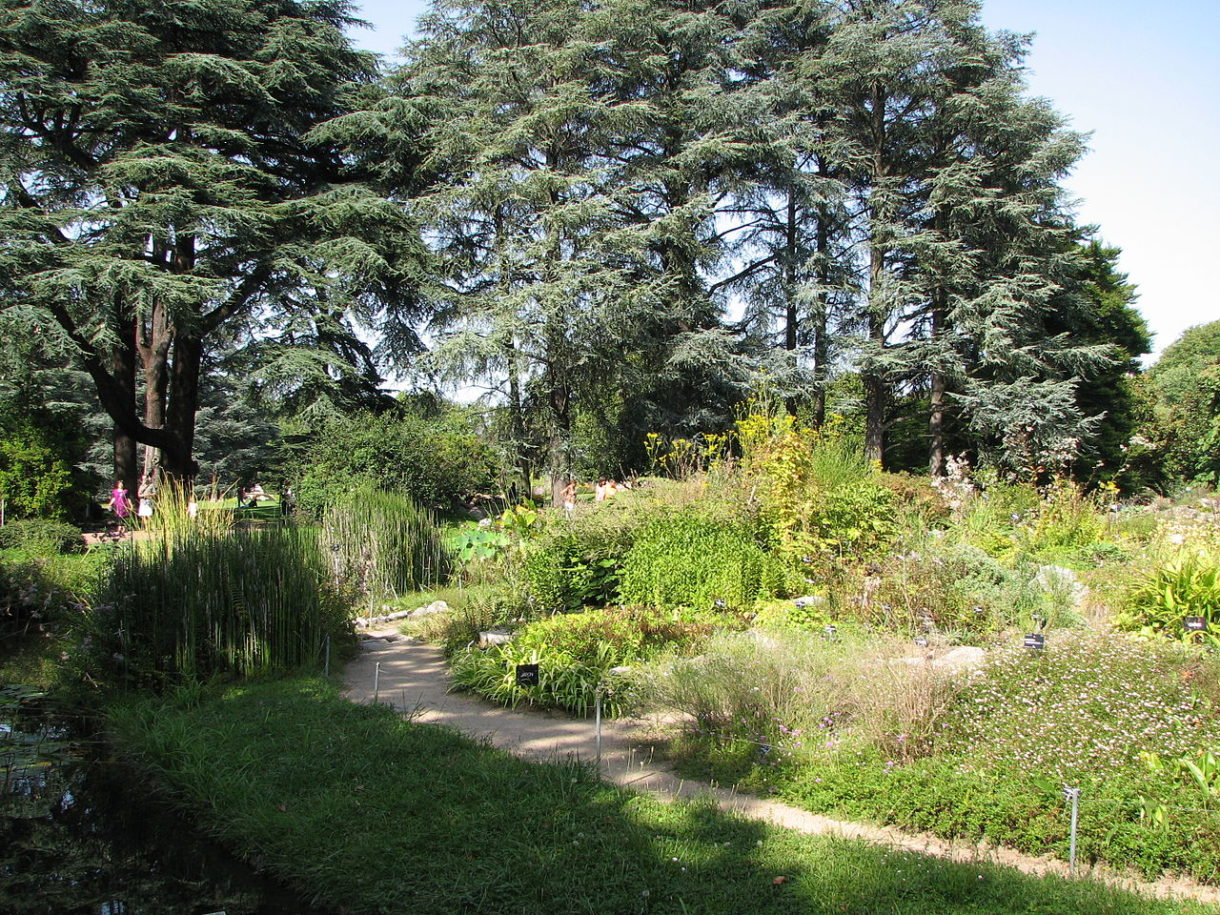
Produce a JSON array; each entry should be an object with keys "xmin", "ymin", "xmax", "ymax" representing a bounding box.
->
[{"xmin": 2, "ymin": 686, "xmax": 331, "ymax": 915}]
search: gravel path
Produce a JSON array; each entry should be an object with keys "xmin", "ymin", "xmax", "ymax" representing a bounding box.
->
[{"xmin": 343, "ymin": 629, "xmax": 1219, "ymax": 908}]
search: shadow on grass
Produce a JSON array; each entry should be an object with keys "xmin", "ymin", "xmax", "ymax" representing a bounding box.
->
[{"xmin": 106, "ymin": 677, "xmax": 1202, "ymax": 915}]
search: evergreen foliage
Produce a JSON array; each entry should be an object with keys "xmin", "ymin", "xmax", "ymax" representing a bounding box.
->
[
  {"xmin": 1145, "ymin": 321, "xmax": 1220, "ymax": 487},
  {"xmin": 356, "ymin": 0, "xmax": 1125, "ymax": 482},
  {"xmin": 0, "ymin": 0, "xmax": 422, "ymax": 490}
]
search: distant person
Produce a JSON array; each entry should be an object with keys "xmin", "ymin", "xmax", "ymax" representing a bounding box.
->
[
  {"xmin": 137, "ymin": 476, "xmax": 156, "ymax": 519},
  {"xmin": 561, "ymin": 478, "xmax": 577, "ymax": 513},
  {"xmin": 109, "ymin": 482, "xmax": 131, "ymax": 520}
]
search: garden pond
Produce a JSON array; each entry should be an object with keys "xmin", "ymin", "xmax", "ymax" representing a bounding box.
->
[{"xmin": 1, "ymin": 684, "xmax": 330, "ymax": 914}]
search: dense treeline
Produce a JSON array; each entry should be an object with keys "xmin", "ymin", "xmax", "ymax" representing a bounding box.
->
[{"xmin": 0, "ymin": 0, "xmax": 1209, "ymax": 518}]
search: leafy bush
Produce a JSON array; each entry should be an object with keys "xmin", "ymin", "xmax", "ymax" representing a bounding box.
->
[
  {"xmin": 292, "ymin": 410, "xmax": 501, "ymax": 516},
  {"xmin": 1117, "ymin": 553, "xmax": 1220, "ymax": 647},
  {"xmin": 520, "ymin": 495, "xmax": 657, "ymax": 612},
  {"xmin": 523, "ymin": 532, "xmax": 623, "ymax": 613},
  {"xmin": 449, "ymin": 607, "xmax": 710, "ymax": 714},
  {"xmin": 0, "ymin": 403, "xmax": 93, "ymax": 520},
  {"xmin": 736, "ymin": 408, "xmax": 895, "ymax": 566},
  {"xmin": 953, "ymin": 479, "xmax": 1040, "ymax": 558},
  {"xmin": 445, "ymin": 521, "xmax": 509, "ymax": 563},
  {"xmin": 0, "ymin": 519, "xmax": 83, "ymax": 554},
  {"xmin": 1016, "ymin": 478, "xmax": 1110, "ymax": 561},
  {"xmin": 617, "ymin": 513, "xmax": 777, "ymax": 611},
  {"xmin": 89, "ymin": 526, "xmax": 350, "ymax": 687},
  {"xmin": 321, "ymin": 488, "xmax": 450, "ymax": 608}
]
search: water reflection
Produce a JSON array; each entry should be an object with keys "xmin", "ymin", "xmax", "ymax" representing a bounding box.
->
[{"xmin": 2, "ymin": 687, "xmax": 330, "ymax": 915}]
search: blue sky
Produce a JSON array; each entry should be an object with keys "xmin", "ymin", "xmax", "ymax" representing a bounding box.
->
[{"xmin": 346, "ymin": 0, "xmax": 1219, "ymax": 360}]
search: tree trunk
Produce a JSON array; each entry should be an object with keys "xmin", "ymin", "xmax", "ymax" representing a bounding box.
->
[
  {"xmin": 111, "ymin": 312, "xmax": 139, "ymax": 496},
  {"xmin": 812, "ymin": 171, "xmax": 832, "ymax": 429},
  {"xmin": 783, "ymin": 193, "xmax": 800, "ymax": 417},
  {"xmin": 162, "ymin": 333, "xmax": 202, "ymax": 482},
  {"xmin": 137, "ymin": 291, "xmax": 173, "ymax": 482},
  {"xmin": 863, "ymin": 90, "xmax": 890, "ymax": 467},
  {"xmin": 547, "ymin": 381, "xmax": 571, "ymax": 506}
]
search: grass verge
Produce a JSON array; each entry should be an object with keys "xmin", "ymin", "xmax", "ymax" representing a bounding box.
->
[{"xmin": 107, "ymin": 677, "xmax": 1208, "ymax": 914}]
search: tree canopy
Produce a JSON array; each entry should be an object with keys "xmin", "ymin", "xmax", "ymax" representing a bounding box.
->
[
  {"xmin": 0, "ymin": 0, "xmax": 1169, "ymax": 507},
  {"xmin": 0, "ymin": 0, "xmax": 422, "ymax": 492}
]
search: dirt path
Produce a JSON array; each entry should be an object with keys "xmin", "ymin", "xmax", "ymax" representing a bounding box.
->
[{"xmin": 343, "ymin": 630, "xmax": 1220, "ymax": 908}]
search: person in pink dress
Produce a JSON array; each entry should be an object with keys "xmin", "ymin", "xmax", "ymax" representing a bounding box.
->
[{"xmin": 109, "ymin": 482, "xmax": 131, "ymax": 520}]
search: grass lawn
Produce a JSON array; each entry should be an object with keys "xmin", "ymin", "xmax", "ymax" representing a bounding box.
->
[{"xmin": 107, "ymin": 677, "xmax": 1210, "ymax": 915}]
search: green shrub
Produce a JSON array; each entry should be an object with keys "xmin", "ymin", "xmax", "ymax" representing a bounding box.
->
[
  {"xmin": 520, "ymin": 497, "xmax": 655, "ymax": 612},
  {"xmin": 89, "ymin": 526, "xmax": 350, "ymax": 687},
  {"xmin": 1017, "ymin": 479, "xmax": 1109, "ymax": 562},
  {"xmin": 449, "ymin": 607, "xmax": 709, "ymax": 714},
  {"xmin": 444, "ymin": 521, "xmax": 509, "ymax": 563},
  {"xmin": 1, "ymin": 550, "xmax": 105, "ymax": 638},
  {"xmin": 0, "ymin": 519, "xmax": 83, "ymax": 554},
  {"xmin": 953, "ymin": 479, "xmax": 1040, "ymax": 558},
  {"xmin": 0, "ymin": 404, "xmax": 93, "ymax": 520},
  {"xmin": 618, "ymin": 514, "xmax": 778, "ymax": 611},
  {"xmin": 523, "ymin": 533, "xmax": 623, "ymax": 613},
  {"xmin": 804, "ymin": 482, "xmax": 899, "ymax": 559},
  {"xmin": 321, "ymin": 488, "xmax": 450, "ymax": 608},
  {"xmin": 291, "ymin": 411, "xmax": 501, "ymax": 516},
  {"xmin": 1117, "ymin": 552, "xmax": 1220, "ymax": 646}
]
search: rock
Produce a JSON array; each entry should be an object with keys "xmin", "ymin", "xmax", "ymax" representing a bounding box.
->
[
  {"xmin": 936, "ymin": 646, "xmax": 986, "ymax": 670},
  {"xmin": 410, "ymin": 600, "xmax": 449, "ymax": 619},
  {"xmin": 478, "ymin": 629, "xmax": 513, "ymax": 647}
]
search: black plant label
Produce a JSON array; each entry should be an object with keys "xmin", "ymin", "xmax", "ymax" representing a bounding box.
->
[
  {"xmin": 1184, "ymin": 616, "xmax": 1209, "ymax": 632},
  {"xmin": 515, "ymin": 663, "xmax": 540, "ymax": 687},
  {"xmin": 1023, "ymin": 634, "xmax": 1046, "ymax": 650}
]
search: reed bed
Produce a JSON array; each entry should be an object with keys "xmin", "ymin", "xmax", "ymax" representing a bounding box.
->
[
  {"xmin": 95, "ymin": 524, "xmax": 349, "ymax": 686},
  {"xmin": 320, "ymin": 487, "xmax": 450, "ymax": 608}
]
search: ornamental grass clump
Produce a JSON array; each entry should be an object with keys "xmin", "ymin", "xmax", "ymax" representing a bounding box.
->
[
  {"xmin": 92, "ymin": 524, "xmax": 349, "ymax": 687},
  {"xmin": 635, "ymin": 630, "xmax": 854, "ymax": 772},
  {"xmin": 941, "ymin": 633, "xmax": 1220, "ymax": 783},
  {"xmin": 320, "ymin": 487, "xmax": 449, "ymax": 608}
]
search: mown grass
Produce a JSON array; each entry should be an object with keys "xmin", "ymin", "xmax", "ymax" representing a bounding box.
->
[{"xmin": 106, "ymin": 677, "xmax": 1208, "ymax": 915}]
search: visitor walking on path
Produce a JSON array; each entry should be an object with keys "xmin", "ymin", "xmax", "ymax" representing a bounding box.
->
[{"xmin": 108, "ymin": 481, "xmax": 131, "ymax": 521}]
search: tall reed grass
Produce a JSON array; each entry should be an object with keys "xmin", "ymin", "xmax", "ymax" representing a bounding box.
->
[
  {"xmin": 93, "ymin": 523, "xmax": 349, "ymax": 686},
  {"xmin": 320, "ymin": 487, "xmax": 449, "ymax": 608}
]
